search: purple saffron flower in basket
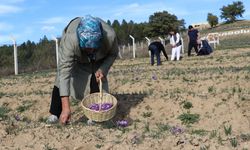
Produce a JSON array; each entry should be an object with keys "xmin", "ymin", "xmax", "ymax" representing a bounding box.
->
[
  {"xmin": 170, "ymin": 126, "xmax": 184, "ymax": 135},
  {"xmin": 89, "ymin": 103, "xmax": 99, "ymax": 111},
  {"xmin": 101, "ymin": 103, "xmax": 113, "ymax": 110},
  {"xmin": 116, "ymin": 120, "xmax": 128, "ymax": 127},
  {"xmin": 89, "ymin": 103, "xmax": 113, "ymax": 111}
]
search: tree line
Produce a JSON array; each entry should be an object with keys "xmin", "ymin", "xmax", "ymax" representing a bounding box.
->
[
  {"xmin": 0, "ymin": 1, "xmax": 246, "ymax": 75},
  {"xmin": 0, "ymin": 10, "xmax": 185, "ymax": 75},
  {"xmin": 107, "ymin": 11, "xmax": 185, "ymax": 45},
  {"xmin": 0, "ymin": 36, "xmax": 57, "ymax": 75}
]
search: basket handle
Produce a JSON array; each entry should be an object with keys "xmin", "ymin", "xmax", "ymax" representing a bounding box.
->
[{"xmin": 99, "ymin": 78, "xmax": 103, "ymax": 111}]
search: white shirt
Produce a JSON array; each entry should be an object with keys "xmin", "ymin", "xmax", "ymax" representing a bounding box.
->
[{"xmin": 170, "ymin": 33, "xmax": 181, "ymax": 47}]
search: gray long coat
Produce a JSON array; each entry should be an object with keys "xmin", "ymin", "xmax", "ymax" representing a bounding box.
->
[{"xmin": 54, "ymin": 17, "xmax": 118, "ymax": 100}]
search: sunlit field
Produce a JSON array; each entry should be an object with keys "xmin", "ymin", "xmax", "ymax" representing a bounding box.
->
[{"xmin": 1, "ymin": 47, "xmax": 250, "ymax": 149}]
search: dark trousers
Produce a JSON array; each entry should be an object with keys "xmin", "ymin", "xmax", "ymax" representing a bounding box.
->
[
  {"xmin": 188, "ymin": 42, "xmax": 198, "ymax": 56},
  {"xmin": 150, "ymin": 48, "xmax": 161, "ymax": 65},
  {"xmin": 49, "ymin": 73, "xmax": 99, "ymax": 118}
]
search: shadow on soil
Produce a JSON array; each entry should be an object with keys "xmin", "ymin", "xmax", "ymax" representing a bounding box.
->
[{"xmin": 112, "ymin": 92, "xmax": 147, "ymax": 121}]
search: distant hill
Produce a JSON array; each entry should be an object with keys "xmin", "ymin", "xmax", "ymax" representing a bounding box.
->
[
  {"xmin": 201, "ymin": 20, "xmax": 250, "ymax": 33},
  {"xmin": 199, "ymin": 20, "xmax": 250, "ymax": 50}
]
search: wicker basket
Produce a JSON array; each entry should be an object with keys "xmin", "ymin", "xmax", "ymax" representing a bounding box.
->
[{"xmin": 81, "ymin": 79, "xmax": 117, "ymax": 122}]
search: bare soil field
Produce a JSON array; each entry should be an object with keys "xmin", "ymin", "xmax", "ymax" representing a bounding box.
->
[{"xmin": 0, "ymin": 48, "xmax": 250, "ymax": 150}]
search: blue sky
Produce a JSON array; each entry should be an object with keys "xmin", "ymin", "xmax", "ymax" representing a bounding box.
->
[{"xmin": 0, "ymin": 0, "xmax": 249, "ymax": 45}]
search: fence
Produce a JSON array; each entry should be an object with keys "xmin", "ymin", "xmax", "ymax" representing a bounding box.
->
[
  {"xmin": 218, "ymin": 29, "xmax": 250, "ymax": 37},
  {"xmin": 118, "ymin": 37, "xmax": 186, "ymax": 60},
  {"xmin": 203, "ymin": 28, "xmax": 250, "ymax": 48},
  {"xmin": 0, "ymin": 32, "xmax": 206, "ymax": 76}
]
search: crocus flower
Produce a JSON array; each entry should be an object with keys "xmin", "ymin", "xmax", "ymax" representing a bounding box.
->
[
  {"xmin": 14, "ymin": 114, "xmax": 20, "ymax": 121},
  {"xmin": 89, "ymin": 103, "xmax": 99, "ymax": 111},
  {"xmin": 170, "ymin": 126, "xmax": 184, "ymax": 135},
  {"xmin": 101, "ymin": 103, "xmax": 113, "ymax": 110},
  {"xmin": 89, "ymin": 103, "xmax": 113, "ymax": 111},
  {"xmin": 152, "ymin": 74, "xmax": 157, "ymax": 80},
  {"xmin": 116, "ymin": 120, "xmax": 128, "ymax": 127}
]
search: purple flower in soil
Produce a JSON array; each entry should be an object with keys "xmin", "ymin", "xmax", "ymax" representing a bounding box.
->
[
  {"xmin": 152, "ymin": 74, "xmax": 157, "ymax": 80},
  {"xmin": 14, "ymin": 114, "xmax": 21, "ymax": 121},
  {"xmin": 170, "ymin": 126, "xmax": 184, "ymax": 135},
  {"xmin": 116, "ymin": 120, "xmax": 128, "ymax": 127}
]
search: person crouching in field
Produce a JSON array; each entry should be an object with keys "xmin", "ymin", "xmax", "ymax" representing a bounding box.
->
[
  {"xmin": 169, "ymin": 29, "xmax": 182, "ymax": 61},
  {"xmin": 148, "ymin": 41, "xmax": 168, "ymax": 66},
  {"xmin": 48, "ymin": 15, "xmax": 118, "ymax": 124}
]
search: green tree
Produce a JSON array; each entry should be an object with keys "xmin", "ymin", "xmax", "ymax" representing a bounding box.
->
[
  {"xmin": 207, "ymin": 13, "xmax": 219, "ymax": 27},
  {"xmin": 0, "ymin": 45, "xmax": 13, "ymax": 68},
  {"xmin": 119, "ymin": 19, "xmax": 129, "ymax": 44},
  {"xmin": 0, "ymin": 36, "xmax": 58, "ymax": 75},
  {"xmin": 111, "ymin": 20, "xmax": 122, "ymax": 44},
  {"xmin": 178, "ymin": 19, "xmax": 186, "ymax": 32},
  {"xmin": 112, "ymin": 20, "xmax": 120, "ymax": 30},
  {"xmin": 144, "ymin": 11, "xmax": 185, "ymax": 37},
  {"xmin": 32, "ymin": 35, "xmax": 56, "ymax": 70},
  {"xmin": 220, "ymin": 1, "xmax": 245, "ymax": 22},
  {"xmin": 132, "ymin": 23, "xmax": 145, "ymax": 42},
  {"xmin": 106, "ymin": 20, "xmax": 111, "ymax": 26},
  {"xmin": 111, "ymin": 19, "xmax": 145, "ymax": 45}
]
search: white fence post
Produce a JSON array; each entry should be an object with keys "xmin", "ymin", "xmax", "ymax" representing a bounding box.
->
[
  {"xmin": 122, "ymin": 45, "xmax": 125, "ymax": 54},
  {"xmin": 206, "ymin": 33, "xmax": 220, "ymax": 49},
  {"xmin": 128, "ymin": 43, "xmax": 131, "ymax": 52},
  {"xmin": 145, "ymin": 37, "xmax": 151, "ymax": 46},
  {"xmin": 118, "ymin": 46, "xmax": 123, "ymax": 59},
  {"xmin": 159, "ymin": 37, "xmax": 166, "ymax": 56},
  {"xmin": 145, "ymin": 37, "xmax": 151, "ymax": 56},
  {"xmin": 52, "ymin": 36, "xmax": 59, "ymax": 72},
  {"xmin": 129, "ymin": 35, "xmax": 136, "ymax": 58},
  {"xmin": 141, "ymin": 42, "xmax": 143, "ymax": 49},
  {"xmin": 181, "ymin": 37, "xmax": 184, "ymax": 54},
  {"xmin": 158, "ymin": 37, "xmax": 165, "ymax": 46},
  {"xmin": 10, "ymin": 36, "xmax": 18, "ymax": 75}
]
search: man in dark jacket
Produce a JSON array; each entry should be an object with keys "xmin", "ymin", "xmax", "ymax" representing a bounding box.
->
[
  {"xmin": 187, "ymin": 25, "xmax": 199, "ymax": 56},
  {"xmin": 148, "ymin": 41, "xmax": 168, "ymax": 66}
]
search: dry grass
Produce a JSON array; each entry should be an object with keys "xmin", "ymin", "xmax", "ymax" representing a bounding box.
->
[{"xmin": 0, "ymin": 48, "xmax": 250, "ymax": 150}]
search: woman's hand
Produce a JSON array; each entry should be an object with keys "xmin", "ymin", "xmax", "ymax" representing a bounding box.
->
[
  {"xmin": 95, "ymin": 69, "xmax": 104, "ymax": 82},
  {"xmin": 60, "ymin": 96, "xmax": 71, "ymax": 124},
  {"xmin": 60, "ymin": 109, "xmax": 71, "ymax": 124}
]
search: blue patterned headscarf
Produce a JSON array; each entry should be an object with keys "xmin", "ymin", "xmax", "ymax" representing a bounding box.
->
[{"xmin": 77, "ymin": 15, "xmax": 103, "ymax": 49}]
